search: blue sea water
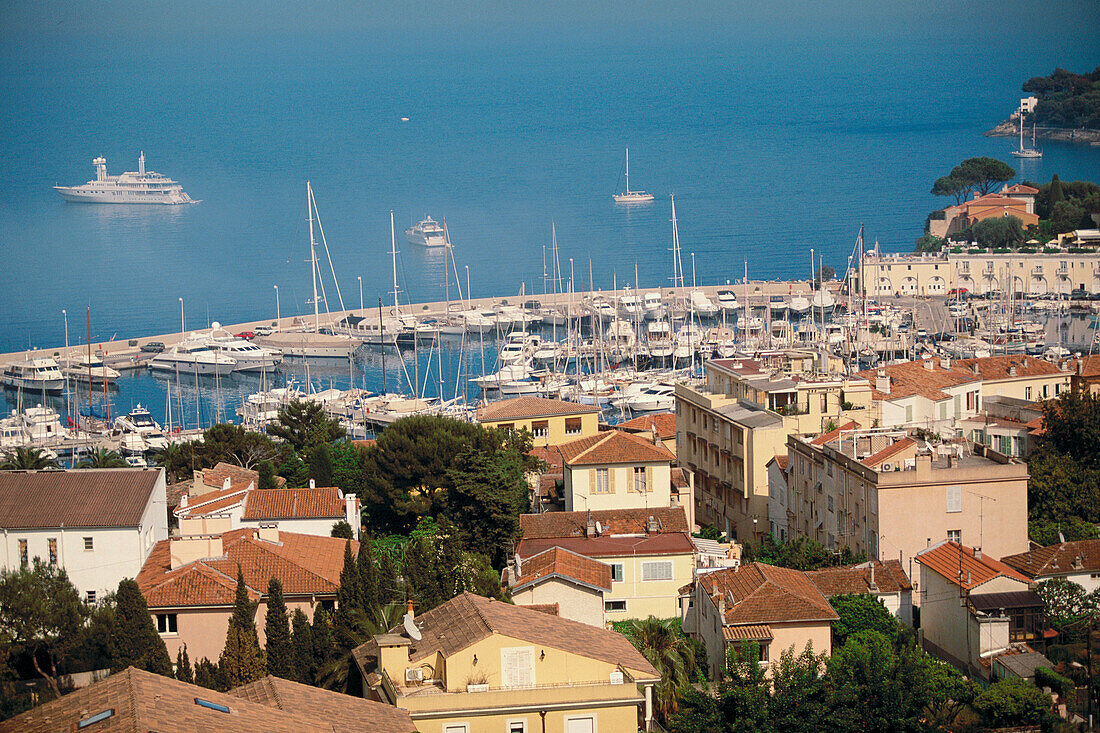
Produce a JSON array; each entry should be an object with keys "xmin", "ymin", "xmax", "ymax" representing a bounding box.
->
[{"xmin": 1, "ymin": 3, "xmax": 1099, "ymax": 425}]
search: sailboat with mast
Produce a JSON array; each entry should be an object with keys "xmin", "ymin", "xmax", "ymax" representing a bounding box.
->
[
  {"xmin": 613, "ymin": 148, "xmax": 655, "ymax": 204},
  {"xmin": 1011, "ymin": 111, "xmax": 1042, "ymax": 159}
]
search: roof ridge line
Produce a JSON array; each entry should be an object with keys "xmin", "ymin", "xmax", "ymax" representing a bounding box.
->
[{"xmin": 570, "ymin": 432, "xmax": 612, "ymax": 463}]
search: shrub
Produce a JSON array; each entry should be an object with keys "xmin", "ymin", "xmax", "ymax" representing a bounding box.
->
[
  {"xmin": 1043, "ymin": 247, "xmax": 1060, "ymax": 254},
  {"xmin": 994, "ymin": 247, "xmax": 1011, "ymax": 253},
  {"xmin": 1034, "ymin": 666, "xmax": 1074, "ymax": 699},
  {"xmin": 1020, "ymin": 247, "xmax": 1037, "ymax": 253},
  {"xmin": 968, "ymin": 248, "xmax": 984, "ymax": 254},
  {"xmin": 950, "ymin": 247, "xmax": 963, "ymax": 253}
]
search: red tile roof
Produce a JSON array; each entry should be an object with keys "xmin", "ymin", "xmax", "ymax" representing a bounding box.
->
[
  {"xmin": 722, "ymin": 624, "xmax": 774, "ymax": 641},
  {"xmin": 699, "ymin": 563, "xmax": 839, "ymax": 625},
  {"xmin": 243, "ymin": 487, "xmax": 349, "ymax": 520},
  {"xmin": 1001, "ymin": 183, "xmax": 1039, "ymax": 195},
  {"xmin": 1073, "ymin": 355, "xmax": 1100, "ymax": 379},
  {"xmin": 177, "ymin": 484, "xmax": 249, "ymax": 517},
  {"xmin": 862, "ymin": 437, "xmax": 916, "ymax": 468},
  {"xmin": 915, "ymin": 541, "xmax": 1030, "ymax": 590},
  {"xmin": 618, "ymin": 412, "xmax": 676, "ymax": 440},
  {"xmin": 476, "ymin": 396, "xmax": 599, "ymax": 421},
  {"xmin": 518, "ymin": 532, "xmax": 695, "ymax": 560},
  {"xmin": 559, "ymin": 429, "xmax": 674, "ymax": 466},
  {"xmin": 0, "ymin": 468, "xmax": 161, "ymax": 529},
  {"xmin": 520, "ymin": 507, "xmax": 688, "ymax": 539},
  {"xmin": 0, "ymin": 667, "xmax": 336, "ymax": 733},
  {"xmin": 228, "ymin": 675, "xmax": 416, "ymax": 732},
  {"xmin": 199, "ymin": 462, "xmax": 262, "ymax": 492},
  {"xmin": 806, "ymin": 560, "xmax": 912, "ymax": 596},
  {"xmin": 1001, "ymin": 540, "xmax": 1100, "ymax": 578},
  {"xmin": 855, "ymin": 360, "xmax": 979, "ymax": 401},
  {"xmin": 137, "ymin": 529, "xmax": 355, "ymax": 608},
  {"xmin": 511, "ymin": 546, "xmax": 613, "ymax": 592},
  {"xmin": 355, "ymin": 592, "xmax": 659, "ymax": 680},
  {"xmin": 952, "ymin": 355, "xmax": 1065, "ymax": 382},
  {"xmin": 811, "ymin": 420, "xmax": 858, "ymax": 446}
]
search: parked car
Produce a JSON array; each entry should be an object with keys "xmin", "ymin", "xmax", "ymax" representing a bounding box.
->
[
  {"xmin": 140, "ymin": 341, "xmax": 165, "ymax": 353},
  {"xmin": 946, "ymin": 288, "xmax": 969, "ymax": 298},
  {"xmin": 234, "ymin": 331, "xmax": 255, "ymax": 340},
  {"xmin": 1071, "ymin": 288, "xmax": 1088, "ymax": 300},
  {"xmin": 254, "ymin": 326, "xmax": 274, "ymax": 336}
]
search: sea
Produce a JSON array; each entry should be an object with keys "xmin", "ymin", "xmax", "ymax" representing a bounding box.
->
[{"xmin": 2, "ymin": 3, "xmax": 1099, "ymax": 427}]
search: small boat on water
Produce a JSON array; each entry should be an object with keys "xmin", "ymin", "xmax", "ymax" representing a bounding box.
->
[
  {"xmin": 405, "ymin": 216, "xmax": 447, "ymax": 247},
  {"xmin": 1, "ymin": 357, "xmax": 65, "ymax": 393},
  {"xmin": 62, "ymin": 353, "xmax": 121, "ymax": 385},
  {"xmin": 114, "ymin": 405, "xmax": 168, "ymax": 452},
  {"xmin": 612, "ymin": 148, "xmax": 655, "ymax": 204}
]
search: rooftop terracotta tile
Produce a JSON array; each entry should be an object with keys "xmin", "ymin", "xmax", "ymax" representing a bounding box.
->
[{"xmin": 476, "ymin": 396, "xmax": 599, "ymax": 421}]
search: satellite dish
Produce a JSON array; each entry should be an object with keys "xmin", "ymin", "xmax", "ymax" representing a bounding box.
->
[
  {"xmin": 403, "ymin": 613, "xmax": 422, "ymax": 641},
  {"xmin": 595, "ymin": 521, "xmax": 603, "ymax": 535}
]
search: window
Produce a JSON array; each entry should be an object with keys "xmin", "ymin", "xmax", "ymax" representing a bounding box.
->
[
  {"xmin": 642, "ymin": 560, "xmax": 673, "ymax": 581},
  {"xmin": 156, "ymin": 613, "xmax": 178, "ymax": 634},
  {"xmin": 1042, "ymin": 385, "xmax": 1049, "ymax": 399},
  {"xmin": 86, "ymin": 590, "xmax": 97, "ymax": 604},
  {"xmin": 1025, "ymin": 386, "xmax": 1032, "ymax": 400},
  {"xmin": 905, "ymin": 405, "xmax": 913, "ymax": 423},
  {"xmin": 594, "ymin": 468, "xmax": 610, "ymax": 494},
  {"xmin": 565, "ymin": 418, "xmax": 583, "ymax": 436},
  {"xmin": 827, "ymin": 495, "xmax": 834, "ymax": 512},
  {"xmin": 531, "ymin": 420, "xmax": 549, "ymax": 438},
  {"xmin": 501, "ymin": 647, "xmax": 535, "ymax": 687},
  {"xmin": 498, "ymin": 423, "xmax": 514, "ymax": 432},
  {"xmin": 78, "ymin": 710, "xmax": 115, "ymax": 728},
  {"xmin": 47, "ymin": 538, "xmax": 57, "ymax": 564},
  {"xmin": 634, "ymin": 467, "xmax": 648, "ymax": 493},
  {"xmin": 966, "ymin": 391, "xmax": 976, "ymax": 410},
  {"xmin": 194, "ymin": 698, "xmax": 231, "ymax": 713},
  {"xmin": 507, "ymin": 720, "xmax": 528, "ymax": 733},
  {"xmin": 565, "ymin": 716, "xmax": 596, "ymax": 733},
  {"xmin": 604, "ymin": 600, "xmax": 627, "ymax": 612},
  {"xmin": 953, "ymin": 395, "xmax": 961, "ymax": 414},
  {"xmin": 947, "ymin": 529, "xmax": 961, "ymax": 543},
  {"xmin": 84, "ymin": 537, "xmax": 94, "ymax": 551},
  {"xmin": 18, "ymin": 539, "xmax": 27, "ymax": 564},
  {"xmin": 939, "ymin": 402, "xmax": 947, "ymax": 420},
  {"xmin": 999, "ymin": 435, "xmax": 1011, "ymax": 454},
  {"xmin": 946, "ymin": 486, "xmax": 962, "ymax": 513},
  {"xmin": 610, "ymin": 563, "xmax": 624, "ymax": 582},
  {"xmin": 442, "ymin": 726, "xmax": 470, "ymax": 733}
]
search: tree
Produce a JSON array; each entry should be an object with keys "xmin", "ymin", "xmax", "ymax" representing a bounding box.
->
[
  {"xmin": 402, "ymin": 519, "xmax": 505, "ymax": 612},
  {"xmin": 445, "ymin": 449, "xmax": 530, "ymax": 567},
  {"xmin": 331, "ymin": 520, "xmax": 354, "ymax": 539},
  {"xmin": 825, "ymin": 630, "xmax": 932, "ymax": 732},
  {"xmin": 257, "ymin": 459, "xmax": 278, "ymax": 489},
  {"xmin": 218, "ymin": 568, "xmax": 265, "ymax": 688},
  {"xmin": 742, "ymin": 535, "xmax": 864, "ymax": 571},
  {"xmin": 1049, "ymin": 173, "xmax": 1064, "ymax": 207},
  {"xmin": 921, "ymin": 658, "xmax": 978, "ymax": 728},
  {"xmin": 0, "ymin": 559, "xmax": 86, "ymax": 697},
  {"xmin": 311, "ymin": 607, "xmax": 337, "ymax": 674},
  {"xmin": 931, "ymin": 175, "xmax": 969, "ymax": 205},
  {"xmin": 0, "ymin": 447, "xmax": 59, "ymax": 470},
  {"xmin": 78, "ymin": 447, "xmax": 128, "ymax": 468},
  {"xmin": 1036, "ymin": 578, "xmax": 1099, "ymax": 642},
  {"xmin": 291, "ymin": 608, "xmax": 314, "ymax": 684},
  {"xmin": 814, "ymin": 265, "xmax": 836, "ymax": 288},
  {"xmin": 113, "ymin": 578, "xmax": 172, "ymax": 675},
  {"xmin": 357, "ymin": 538, "xmax": 379, "ymax": 612},
  {"xmin": 175, "ymin": 644, "xmax": 194, "ymax": 683},
  {"xmin": 950, "ymin": 157, "xmax": 1016, "ymax": 196},
  {"xmin": 264, "ymin": 578, "xmax": 293, "ymax": 678},
  {"xmin": 963, "ymin": 215, "xmax": 1025, "ymax": 248},
  {"xmin": 198, "ymin": 423, "xmax": 278, "ymax": 469},
  {"xmin": 1029, "ymin": 516, "xmax": 1099, "ymax": 545},
  {"xmin": 665, "ymin": 687, "xmax": 726, "ymax": 733},
  {"xmin": 767, "ymin": 644, "xmax": 830, "ymax": 733},
  {"xmin": 1028, "ymin": 390, "xmax": 1100, "ymax": 523},
  {"xmin": 333, "ymin": 541, "xmax": 363, "ymax": 652},
  {"xmin": 829, "ymin": 594, "xmax": 901, "ymax": 646},
  {"xmin": 1050, "ymin": 199, "xmax": 1088, "ymax": 234},
  {"xmin": 971, "ymin": 678, "xmax": 1053, "ymax": 728},
  {"xmin": 194, "ymin": 657, "xmax": 220, "ymax": 690},
  {"xmin": 268, "ymin": 400, "xmax": 344, "ymax": 454},
  {"xmin": 628, "ymin": 617, "xmax": 698, "ymax": 721}
]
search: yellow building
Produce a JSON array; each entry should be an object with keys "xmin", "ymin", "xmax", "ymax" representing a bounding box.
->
[
  {"xmin": 785, "ymin": 428, "xmax": 1029, "ymax": 581},
  {"xmin": 676, "ymin": 355, "xmax": 872, "ymax": 542},
  {"xmin": 517, "ymin": 508, "xmax": 695, "ymax": 621},
  {"xmin": 476, "ymin": 396, "xmax": 601, "ymax": 447},
  {"xmin": 352, "ymin": 592, "xmax": 661, "ymax": 733},
  {"xmin": 682, "ymin": 563, "xmax": 837, "ymax": 680},
  {"xmin": 952, "ymin": 355, "xmax": 1071, "ymax": 402},
  {"xmin": 558, "ymin": 429, "xmax": 677, "ymax": 513}
]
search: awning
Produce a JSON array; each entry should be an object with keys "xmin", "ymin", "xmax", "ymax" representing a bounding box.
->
[
  {"xmin": 723, "ymin": 625, "xmax": 774, "ymax": 642},
  {"xmin": 969, "ymin": 590, "xmax": 1044, "ymax": 612}
]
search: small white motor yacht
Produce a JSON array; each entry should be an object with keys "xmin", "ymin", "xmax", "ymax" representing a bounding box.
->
[
  {"xmin": 63, "ymin": 354, "xmax": 121, "ymax": 385},
  {"xmin": 1, "ymin": 357, "xmax": 65, "ymax": 393},
  {"xmin": 148, "ymin": 341, "xmax": 237, "ymax": 376},
  {"xmin": 624, "ymin": 382, "xmax": 676, "ymax": 412},
  {"xmin": 114, "ymin": 404, "xmax": 168, "ymax": 451},
  {"xmin": 716, "ymin": 290, "xmax": 741, "ymax": 313},
  {"xmin": 201, "ymin": 325, "xmax": 282, "ymax": 371},
  {"xmin": 689, "ymin": 291, "xmax": 719, "ymax": 318},
  {"xmin": 405, "ymin": 216, "xmax": 447, "ymax": 247}
]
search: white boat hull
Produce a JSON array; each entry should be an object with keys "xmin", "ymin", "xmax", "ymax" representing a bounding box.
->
[
  {"xmin": 0, "ymin": 375, "xmax": 66, "ymax": 393},
  {"xmin": 54, "ymin": 187, "xmax": 197, "ymax": 204},
  {"xmin": 149, "ymin": 357, "xmax": 236, "ymax": 376}
]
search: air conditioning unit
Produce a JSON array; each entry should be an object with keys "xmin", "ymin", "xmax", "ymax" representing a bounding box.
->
[
  {"xmin": 405, "ymin": 667, "xmax": 424, "ymax": 683},
  {"xmin": 882, "ymin": 463, "xmax": 894, "ymax": 472},
  {"xmin": 609, "ymin": 671, "xmax": 624, "ymax": 685}
]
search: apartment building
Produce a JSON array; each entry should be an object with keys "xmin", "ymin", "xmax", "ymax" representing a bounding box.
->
[
  {"xmin": 676, "ymin": 354, "xmax": 872, "ymax": 542},
  {"xmin": 785, "ymin": 428, "xmax": 1029, "ymax": 579},
  {"xmin": 952, "ymin": 355, "xmax": 1071, "ymax": 402},
  {"xmin": 855, "ymin": 358, "xmax": 982, "ymax": 433},
  {"xmin": 476, "ymin": 396, "xmax": 601, "ymax": 447}
]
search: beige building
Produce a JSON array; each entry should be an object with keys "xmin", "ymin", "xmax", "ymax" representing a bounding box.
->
[
  {"xmin": 618, "ymin": 412, "xmax": 677, "ymax": 457},
  {"xmin": 682, "ymin": 563, "xmax": 837, "ymax": 680},
  {"xmin": 806, "ymin": 560, "xmax": 914, "ymax": 626},
  {"xmin": 353, "ymin": 592, "xmax": 662, "ymax": 733},
  {"xmin": 856, "ymin": 357, "xmax": 982, "ymax": 433},
  {"xmin": 557, "ymin": 429, "xmax": 677, "ymax": 513},
  {"xmin": 916, "ymin": 541, "xmax": 1043, "ymax": 678},
  {"xmin": 785, "ymin": 428, "xmax": 1029, "ymax": 579},
  {"xmin": 503, "ymin": 546, "xmax": 612, "ymax": 627},
  {"xmin": 676, "ymin": 354, "xmax": 872, "ymax": 542},
  {"xmin": 476, "ymin": 396, "xmax": 601, "ymax": 447},
  {"xmin": 858, "ymin": 249, "xmax": 1100, "ymax": 297},
  {"xmin": 952, "ymin": 355, "xmax": 1071, "ymax": 403},
  {"xmin": 137, "ymin": 519, "xmax": 350, "ymax": 662},
  {"xmin": 517, "ymin": 508, "xmax": 694, "ymax": 621}
]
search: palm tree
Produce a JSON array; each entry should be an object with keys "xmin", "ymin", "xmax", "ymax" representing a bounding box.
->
[
  {"xmin": 0, "ymin": 446, "xmax": 59, "ymax": 470},
  {"xmin": 78, "ymin": 447, "xmax": 128, "ymax": 468},
  {"xmin": 314, "ymin": 603, "xmax": 405, "ymax": 693},
  {"xmin": 629, "ymin": 617, "xmax": 698, "ymax": 721},
  {"xmin": 151, "ymin": 442, "xmax": 190, "ymax": 482}
]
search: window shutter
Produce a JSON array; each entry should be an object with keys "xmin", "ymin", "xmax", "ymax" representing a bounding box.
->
[
  {"xmin": 501, "ymin": 647, "xmax": 535, "ymax": 687},
  {"xmin": 646, "ymin": 466, "xmax": 653, "ymax": 493},
  {"xmin": 609, "ymin": 467, "xmax": 616, "ymax": 494},
  {"xmin": 589, "ymin": 469, "xmax": 596, "ymax": 495},
  {"xmin": 946, "ymin": 485, "xmax": 962, "ymax": 513}
]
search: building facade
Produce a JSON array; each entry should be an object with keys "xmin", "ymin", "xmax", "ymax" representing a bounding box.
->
[{"xmin": 476, "ymin": 396, "xmax": 601, "ymax": 447}]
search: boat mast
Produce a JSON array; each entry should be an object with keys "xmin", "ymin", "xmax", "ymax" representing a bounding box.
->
[
  {"xmin": 390, "ymin": 210, "xmax": 400, "ymax": 316},
  {"xmin": 625, "ymin": 148, "xmax": 630, "ymax": 195},
  {"xmin": 307, "ymin": 181, "xmax": 320, "ymax": 332}
]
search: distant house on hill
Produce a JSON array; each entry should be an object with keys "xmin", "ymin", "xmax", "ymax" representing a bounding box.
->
[{"xmin": 929, "ymin": 189, "xmax": 1040, "ymax": 239}]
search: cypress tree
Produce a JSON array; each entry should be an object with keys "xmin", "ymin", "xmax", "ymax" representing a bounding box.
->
[
  {"xmin": 175, "ymin": 645, "xmax": 194, "ymax": 684},
  {"xmin": 357, "ymin": 537, "xmax": 378, "ymax": 612},
  {"xmin": 378, "ymin": 546, "xmax": 400, "ymax": 607},
  {"xmin": 218, "ymin": 568, "xmax": 266, "ymax": 688},
  {"xmin": 1050, "ymin": 173, "xmax": 1064, "ymax": 206},
  {"xmin": 194, "ymin": 657, "xmax": 219, "ymax": 690},
  {"xmin": 291, "ymin": 607, "xmax": 314, "ymax": 684},
  {"xmin": 257, "ymin": 459, "xmax": 278, "ymax": 490},
  {"xmin": 311, "ymin": 607, "xmax": 336, "ymax": 671},
  {"xmin": 113, "ymin": 578, "xmax": 173, "ymax": 676},
  {"xmin": 333, "ymin": 541, "xmax": 362, "ymax": 652},
  {"xmin": 264, "ymin": 578, "xmax": 293, "ymax": 678}
]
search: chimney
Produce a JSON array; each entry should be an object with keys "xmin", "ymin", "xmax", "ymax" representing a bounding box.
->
[
  {"xmin": 875, "ymin": 369, "xmax": 891, "ymax": 395},
  {"xmin": 974, "ymin": 548, "xmax": 982, "ymax": 559},
  {"xmin": 180, "ymin": 494, "xmax": 188, "ymax": 508},
  {"xmin": 651, "ymin": 425, "xmax": 660, "ymax": 445},
  {"xmin": 256, "ymin": 524, "xmax": 279, "ymax": 543},
  {"xmin": 309, "ymin": 478, "xmax": 316, "ymax": 489},
  {"xmin": 971, "ymin": 363, "xmax": 980, "ymax": 376},
  {"xmin": 1078, "ymin": 359, "xmax": 1085, "ymax": 376},
  {"xmin": 923, "ymin": 358, "xmax": 934, "ymax": 371},
  {"xmin": 647, "ymin": 515, "xmax": 660, "ymax": 534},
  {"xmin": 222, "ymin": 477, "xmax": 231, "ymax": 491},
  {"xmin": 966, "ymin": 570, "xmax": 972, "ymax": 585},
  {"xmin": 170, "ymin": 533, "xmax": 224, "ymax": 569},
  {"xmin": 940, "ymin": 356, "xmax": 951, "ymax": 370},
  {"xmin": 407, "ymin": 598, "xmax": 415, "ymax": 620},
  {"xmin": 869, "ymin": 563, "xmax": 878, "ymax": 592},
  {"xmin": 345, "ymin": 493, "xmax": 359, "ymax": 539},
  {"xmin": 586, "ymin": 515, "xmax": 597, "ymax": 538},
  {"xmin": 1008, "ymin": 365, "xmax": 1017, "ymax": 377},
  {"xmin": 1022, "ymin": 357, "xmax": 1029, "ymax": 368}
]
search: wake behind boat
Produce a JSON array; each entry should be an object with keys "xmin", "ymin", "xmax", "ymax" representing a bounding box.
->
[{"xmin": 54, "ymin": 152, "xmax": 198, "ymax": 204}]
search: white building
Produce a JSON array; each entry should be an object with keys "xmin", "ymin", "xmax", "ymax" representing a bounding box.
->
[
  {"xmin": 176, "ymin": 483, "xmax": 359, "ymax": 539},
  {"xmin": 0, "ymin": 468, "xmax": 168, "ymax": 603},
  {"xmin": 1002, "ymin": 539, "xmax": 1100, "ymax": 594}
]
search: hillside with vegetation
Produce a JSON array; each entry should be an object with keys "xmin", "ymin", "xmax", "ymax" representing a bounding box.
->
[{"xmin": 1022, "ymin": 67, "xmax": 1100, "ymax": 130}]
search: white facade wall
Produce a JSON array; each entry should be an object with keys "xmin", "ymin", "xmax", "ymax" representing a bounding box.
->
[
  {"xmin": 240, "ymin": 516, "xmax": 348, "ymax": 539},
  {"xmin": 767, "ymin": 461, "xmax": 789, "ymax": 541}
]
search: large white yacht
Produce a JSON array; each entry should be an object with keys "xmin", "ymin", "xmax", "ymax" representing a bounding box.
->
[
  {"xmin": 1, "ymin": 358, "xmax": 65, "ymax": 393},
  {"xmin": 200, "ymin": 326, "xmax": 283, "ymax": 371},
  {"xmin": 405, "ymin": 216, "xmax": 446, "ymax": 247},
  {"xmin": 114, "ymin": 405, "xmax": 168, "ymax": 452},
  {"xmin": 62, "ymin": 354, "xmax": 121, "ymax": 385},
  {"xmin": 148, "ymin": 341, "xmax": 237, "ymax": 375},
  {"xmin": 54, "ymin": 152, "xmax": 198, "ymax": 204}
]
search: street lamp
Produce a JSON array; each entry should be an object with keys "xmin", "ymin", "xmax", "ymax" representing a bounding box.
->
[
  {"xmin": 179, "ymin": 297, "xmax": 184, "ymax": 333},
  {"xmin": 274, "ymin": 285, "xmax": 280, "ymax": 325},
  {"xmin": 465, "ymin": 266, "xmax": 470, "ymax": 306},
  {"xmin": 61, "ymin": 310, "xmax": 69, "ymax": 367},
  {"xmin": 357, "ymin": 276, "xmax": 363, "ymax": 313}
]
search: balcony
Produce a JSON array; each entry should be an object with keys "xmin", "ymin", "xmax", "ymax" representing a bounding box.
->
[{"xmin": 1032, "ymin": 266, "xmax": 1044, "ymax": 275}]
